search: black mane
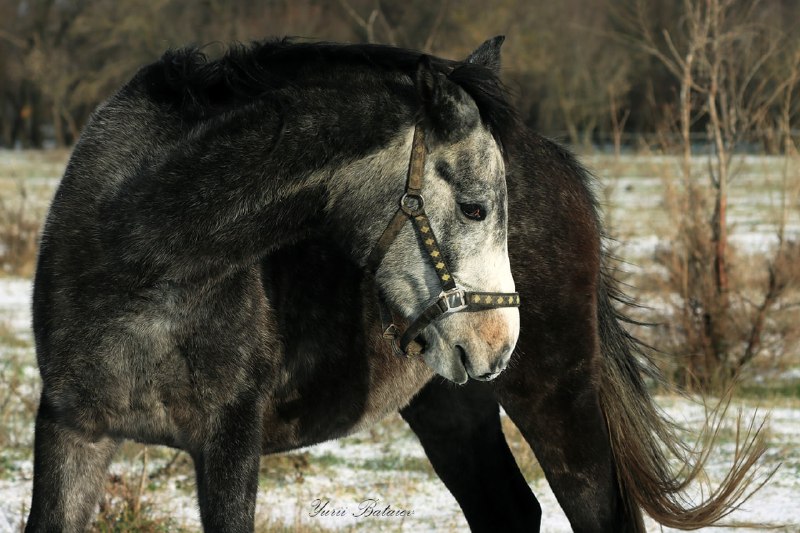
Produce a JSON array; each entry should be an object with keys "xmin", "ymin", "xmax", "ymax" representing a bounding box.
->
[{"xmin": 146, "ymin": 39, "xmax": 518, "ymax": 149}]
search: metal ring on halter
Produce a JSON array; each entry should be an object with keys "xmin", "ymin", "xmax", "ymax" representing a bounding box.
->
[{"xmin": 400, "ymin": 193, "xmax": 425, "ymax": 216}]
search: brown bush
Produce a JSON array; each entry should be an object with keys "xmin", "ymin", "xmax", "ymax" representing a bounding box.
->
[{"xmin": 0, "ymin": 182, "xmax": 42, "ymax": 277}]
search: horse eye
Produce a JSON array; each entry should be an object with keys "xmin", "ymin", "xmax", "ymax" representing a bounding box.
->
[{"xmin": 459, "ymin": 203, "xmax": 486, "ymax": 221}]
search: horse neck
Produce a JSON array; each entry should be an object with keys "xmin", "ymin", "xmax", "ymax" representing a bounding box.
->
[
  {"xmin": 213, "ymin": 81, "xmax": 417, "ymax": 262},
  {"xmin": 321, "ymin": 124, "xmax": 416, "ymax": 260},
  {"xmin": 97, "ymin": 81, "xmax": 416, "ymax": 281}
]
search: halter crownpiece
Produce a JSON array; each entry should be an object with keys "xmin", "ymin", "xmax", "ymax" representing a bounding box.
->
[{"xmin": 367, "ymin": 124, "xmax": 520, "ymax": 357}]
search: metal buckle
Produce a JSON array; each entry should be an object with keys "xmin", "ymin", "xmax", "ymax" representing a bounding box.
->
[
  {"xmin": 436, "ymin": 288, "xmax": 468, "ymax": 316},
  {"xmin": 382, "ymin": 323, "xmax": 399, "ymax": 340},
  {"xmin": 382, "ymin": 324, "xmax": 408, "ymax": 358}
]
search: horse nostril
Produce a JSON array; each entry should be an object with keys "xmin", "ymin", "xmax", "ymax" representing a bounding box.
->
[
  {"xmin": 491, "ymin": 345, "xmax": 513, "ymax": 373},
  {"xmin": 456, "ymin": 345, "xmax": 468, "ymax": 370},
  {"xmin": 491, "ymin": 361, "xmax": 505, "ymax": 374}
]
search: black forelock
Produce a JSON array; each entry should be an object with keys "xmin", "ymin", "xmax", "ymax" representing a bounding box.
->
[{"xmin": 148, "ymin": 38, "xmax": 518, "ymax": 148}]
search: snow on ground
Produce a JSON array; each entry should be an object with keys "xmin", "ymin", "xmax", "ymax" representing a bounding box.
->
[
  {"xmin": 1, "ymin": 392, "xmax": 798, "ymax": 531},
  {"xmin": 0, "ymin": 279, "xmax": 32, "ymax": 340}
]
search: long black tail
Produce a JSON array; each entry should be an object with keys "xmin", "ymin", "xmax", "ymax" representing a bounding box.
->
[{"xmin": 596, "ymin": 266, "xmax": 770, "ymax": 530}]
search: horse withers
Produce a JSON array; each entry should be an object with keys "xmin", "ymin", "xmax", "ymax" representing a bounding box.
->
[{"xmin": 27, "ymin": 38, "xmax": 519, "ymax": 531}]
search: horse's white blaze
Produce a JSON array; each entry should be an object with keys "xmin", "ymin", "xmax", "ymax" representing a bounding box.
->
[{"xmin": 421, "ymin": 127, "xmax": 517, "ymax": 384}]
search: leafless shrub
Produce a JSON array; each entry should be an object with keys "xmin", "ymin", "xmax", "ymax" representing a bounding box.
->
[
  {"xmin": 0, "ymin": 182, "xmax": 42, "ymax": 277},
  {"xmin": 92, "ymin": 449, "xmax": 175, "ymax": 533},
  {"xmin": 620, "ymin": 0, "xmax": 800, "ymax": 389}
]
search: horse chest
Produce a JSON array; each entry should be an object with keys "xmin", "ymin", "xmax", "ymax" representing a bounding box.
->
[{"xmin": 259, "ymin": 345, "xmax": 434, "ymax": 453}]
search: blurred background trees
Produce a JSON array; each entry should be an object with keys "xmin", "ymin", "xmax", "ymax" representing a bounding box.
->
[{"xmin": 1, "ymin": 0, "xmax": 798, "ymax": 150}]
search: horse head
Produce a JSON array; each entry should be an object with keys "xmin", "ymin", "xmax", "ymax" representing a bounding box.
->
[{"xmin": 352, "ymin": 38, "xmax": 520, "ymax": 384}]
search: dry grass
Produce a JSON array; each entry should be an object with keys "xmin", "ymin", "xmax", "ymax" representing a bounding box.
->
[
  {"xmin": 0, "ymin": 182, "xmax": 44, "ymax": 277},
  {"xmin": 92, "ymin": 446, "xmax": 197, "ymax": 531},
  {"xmin": 92, "ymin": 471, "xmax": 178, "ymax": 533},
  {"xmin": 0, "ymin": 149, "xmax": 61, "ymax": 277},
  {"xmin": 255, "ymin": 516, "xmax": 344, "ymax": 533},
  {"xmin": 89, "ymin": 446, "xmax": 193, "ymax": 532},
  {"xmin": 0, "ymin": 327, "xmax": 38, "ymax": 478}
]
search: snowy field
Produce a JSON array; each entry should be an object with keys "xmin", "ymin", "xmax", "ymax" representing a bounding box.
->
[{"xmin": 0, "ymin": 150, "xmax": 799, "ymax": 531}]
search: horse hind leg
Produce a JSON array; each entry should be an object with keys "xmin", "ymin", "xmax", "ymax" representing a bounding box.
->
[
  {"xmin": 493, "ymin": 343, "xmax": 645, "ymax": 533},
  {"xmin": 26, "ymin": 393, "xmax": 120, "ymax": 532},
  {"xmin": 401, "ymin": 380, "xmax": 542, "ymax": 532}
]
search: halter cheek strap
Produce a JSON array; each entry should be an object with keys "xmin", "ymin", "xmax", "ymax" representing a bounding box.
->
[{"xmin": 367, "ymin": 124, "xmax": 520, "ymax": 357}]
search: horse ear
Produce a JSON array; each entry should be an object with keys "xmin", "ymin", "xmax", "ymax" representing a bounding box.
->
[
  {"xmin": 464, "ymin": 35, "xmax": 505, "ymax": 75},
  {"xmin": 415, "ymin": 55, "xmax": 479, "ymax": 141}
]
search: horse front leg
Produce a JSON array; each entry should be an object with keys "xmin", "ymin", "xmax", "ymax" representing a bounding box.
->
[
  {"xmin": 492, "ymin": 320, "xmax": 644, "ymax": 533},
  {"xmin": 192, "ymin": 391, "xmax": 264, "ymax": 533},
  {"xmin": 401, "ymin": 379, "xmax": 541, "ymax": 532},
  {"xmin": 26, "ymin": 392, "xmax": 120, "ymax": 533}
]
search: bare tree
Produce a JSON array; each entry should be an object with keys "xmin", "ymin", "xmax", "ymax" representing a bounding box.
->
[
  {"xmin": 334, "ymin": 0, "xmax": 453, "ymax": 51},
  {"xmin": 628, "ymin": 0, "xmax": 800, "ymax": 387}
]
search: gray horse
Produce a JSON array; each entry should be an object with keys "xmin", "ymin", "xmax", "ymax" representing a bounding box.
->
[
  {"xmin": 28, "ymin": 38, "xmax": 519, "ymax": 531},
  {"xmin": 28, "ymin": 37, "xmax": 763, "ymax": 533}
]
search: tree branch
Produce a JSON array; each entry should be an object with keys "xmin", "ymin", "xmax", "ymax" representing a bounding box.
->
[
  {"xmin": 335, "ymin": 0, "xmax": 369, "ymax": 29},
  {"xmin": 423, "ymin": 0, "xmax": 450, "ymax": 53},
  {"xmin": 0, "ymin": 29, "xmax": 26, "ymax": 49}
]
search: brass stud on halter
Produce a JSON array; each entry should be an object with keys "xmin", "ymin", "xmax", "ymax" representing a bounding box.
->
[{"xmin": 367, "ymin": 124, "xmax": 520, "ymax": 357}]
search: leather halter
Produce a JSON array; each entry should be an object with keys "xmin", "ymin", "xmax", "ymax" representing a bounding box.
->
[{"xmin": 367, "ymin": 124, "xmax": 521, "ymax": 357}]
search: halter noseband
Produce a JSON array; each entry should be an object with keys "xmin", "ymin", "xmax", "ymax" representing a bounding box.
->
[{"xmin": 366, "ymin": 124, "xmax": 521, "ymax": 357}]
